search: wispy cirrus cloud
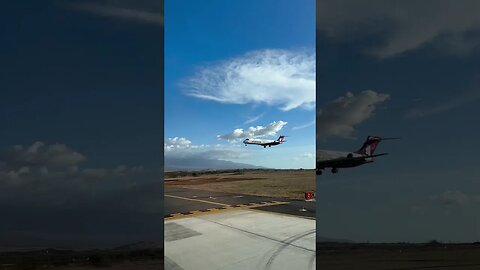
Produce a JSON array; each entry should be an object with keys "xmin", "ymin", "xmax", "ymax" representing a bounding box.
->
[
  {"xmin": 181, "ymin": 49, "xmax": 315, "ymax": 111},
  {"xmin": 292, "ymin": 120, "xmax": 315, "ymax": 131},
  {"xmin": 405, "ymin": 88, "xmax": 480, "ymax": 119},
  {"xmin": 318, "ymin": 0, "xmax": 480, "ymax": 58},
  {"xmin": 217, "ymin": 121, "xmax": 288, "ymax": 142},
  {"xmin": 317, "ymin": 90, "xmax": 390, "ymax": 140},
  {"xmin": 70, "ymin": 1, "xmax": 163, "ymax": 26},
  {"xmin": 243, "ymin": 113, "xmax": 265, "ymax": 125}
]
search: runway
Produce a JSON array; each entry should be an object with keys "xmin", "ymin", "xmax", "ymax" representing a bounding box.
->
[
  {"xmin": 164, "ymin": 187, "xmax": 315, "ymax": 220},
  {"xmin": 164, "ymin": 186, "xmax": 316, "ymax": 270}
]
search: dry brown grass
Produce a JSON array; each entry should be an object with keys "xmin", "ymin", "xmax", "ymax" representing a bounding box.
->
[
  {"xmin": 317, "ymin": 243, "xmax": 480, "ymax": 270},
  {"xmin": 165, "ymin": 170, "xmax": 315, "ymax": 200}
]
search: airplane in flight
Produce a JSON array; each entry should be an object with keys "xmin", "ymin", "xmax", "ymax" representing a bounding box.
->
[
  {"xmin": 316, "ymin": 136, "xmax": 399, "ymax": 175},
  {"xmin": 243, "ymin": 135, "xmax": 286, "ymax": 148}
]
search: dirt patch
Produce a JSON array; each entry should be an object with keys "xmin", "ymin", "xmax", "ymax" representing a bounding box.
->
[
  {"xmin": 165, "ymin": 169, "xmax": 315, "ymax": 200},
  {"xmin": 165, "ymin": 176, "xmax": 265, "ymax": 185}
]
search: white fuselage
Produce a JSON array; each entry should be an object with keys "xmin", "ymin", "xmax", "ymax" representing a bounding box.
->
[
  {"xmin": 315, "ymin": 135, "xmax": 394, "ymax": 174},
  {"xmin": 245, "ymin": 139, "xmax": 275, "ymax": 145},
  {"xmin": 243, "ymin": 137, "xmax": 283, "ymax": 148},
  {"xmin": 316, "ymin": 150, "xmax": 364, "ymax": 161},
  {"xmin": 316, "ymin": 149, "xmax": 373, "ymax": 171}
]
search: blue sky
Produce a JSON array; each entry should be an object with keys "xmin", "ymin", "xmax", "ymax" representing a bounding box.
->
[
  {"xmin": 316, "ymin": 1, "xmax": 480, "ymax": 243},
  {"xmin": 0, "ymin": 0, "xmax": 164, "ymax": 249},
  {"xmin": 165, "ymin": 0, "xmax": 316, "ymax": 169}
]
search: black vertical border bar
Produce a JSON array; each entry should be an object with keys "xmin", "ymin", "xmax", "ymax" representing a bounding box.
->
[
  {"xmin": 315, "ymin": 0, "xmax": 320, "ymax": 251},
  {"xmin": 160, "ymin": 0, "xmax": 165, "ymax": 262}
]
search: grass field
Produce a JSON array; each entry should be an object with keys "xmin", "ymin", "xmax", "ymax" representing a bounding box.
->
[
  {"xmin": 0, "ymin": 248, "xmax": 163, "ymax": 270},
  {"xmin": 165, "ymin": 169, "xmax": 316, "ymax": 200},
  {"xmin": 317, "ymin": 242, "xmax": 480, "ymax": 270}
]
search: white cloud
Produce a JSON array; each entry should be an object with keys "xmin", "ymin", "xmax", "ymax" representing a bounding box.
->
[
  {"xmin": 164, "ymin": 144, "xmax": 246, "ymax": 160},
  {"xmin": 411, "ymin": 190, "xmax": 480, "ymax": 216},
  {"xmin": 1, "ymin": 142, "xmax": 86, "ymax": 169},
  {"xmin": 71, "ymin": 1, "xmax": 163, "ymax": 25},
  {"xmin": 317, "ymin": 0, "xmax": 480, "ymax": 58},
  {"xmin": 164, "ymin": 138, "xmax": 254, "ymax": 170},
  {"xmin": 0, "ymin": 141, "xmax": 163, "ymax": 248},
  {"xmin": 165, "ymin": 137, "xmax": 192, "ymax": 147},
  {"xmin": 164, "ymin": 137, "xmax": 248, "ymax": 161},
  {"xmin": 432, "ymin": 190, "xmax": 480, "ymax": 207},
  {"xmin": 292, "ymin": 152, "xmax": 314, "ymax": 161},
  {"xmin": 244, "ymin": 113, "xmax": 264, "ymax": 125},
  {"xmin": 182, "ymin": 49, "xmax": 315, "ymax": 111},
  {"xmin": 292, "ymin": 120, "xmax": 315, "ymax": 130},
  {"xmin": 0, "ymin": 142, "xmax": 150, "ymax": 191},
  {"xmin": 405, "ymin": 88, "xmax": 480, "ymax": 118},
  {"xmin": 317, "ymin": 90, "xmax": 390, "ymax": 140},
  {"xmin": 217, "ymin": 121, "xmax": 288, "ymax": 141}
]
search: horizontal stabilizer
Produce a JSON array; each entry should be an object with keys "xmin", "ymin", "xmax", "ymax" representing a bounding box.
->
[{"xmin": 368, "ymin": 153, "xmax": 388, "ymax": 158}]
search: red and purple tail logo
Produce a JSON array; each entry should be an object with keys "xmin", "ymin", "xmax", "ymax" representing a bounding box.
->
[{"xmin": 356, "ymin": 136, "xmax": 382, "ymax": 156}]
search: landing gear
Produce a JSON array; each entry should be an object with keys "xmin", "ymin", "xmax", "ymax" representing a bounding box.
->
[
  {"xmin": 268, "ymin": 145, "xmax": 271, "ymax": 147},
  {"xmin": 316, "ymin": 169, "xmax": 323, "ymax": 175},
  {"xmin": 331, "ymin": 168, "xmax": 338, "ymax": 174}
]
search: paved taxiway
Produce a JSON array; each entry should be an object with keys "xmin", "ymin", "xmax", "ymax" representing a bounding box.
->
[
  {"xmin": 164, "ymin": 186, "xmax": 315, "ymax": 220},
  {"xmin": 164, "ymin": 186, "xmax": 316, "ymax": 270}
]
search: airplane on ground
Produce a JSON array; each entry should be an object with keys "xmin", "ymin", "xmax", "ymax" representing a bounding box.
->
[
  {"xmin": 316, "ymin": 136, "xmax": 399, "ymax": 175},
  {"xmin": 243, "ymin": 135, "xmax": 286, "ymax": 148}
]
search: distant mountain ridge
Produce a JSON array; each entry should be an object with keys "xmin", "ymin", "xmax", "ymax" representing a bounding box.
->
[{"xmin": 165, "ymin": 157, "xmax": 267, "ymax": 171}]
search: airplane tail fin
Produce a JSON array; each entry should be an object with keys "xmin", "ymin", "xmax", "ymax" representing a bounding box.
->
[
  {"xmin": 355, "ymin": 136, "xmax": 399, "ymax": 156},
  {"xmin": 277, "ymin": 135, "xmax": 286, "ymax": 142}
]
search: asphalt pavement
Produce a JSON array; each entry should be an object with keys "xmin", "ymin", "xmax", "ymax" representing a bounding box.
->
[{"xmin": 164, "ymin": 186, "xmax": 315, "ymax": 220}]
